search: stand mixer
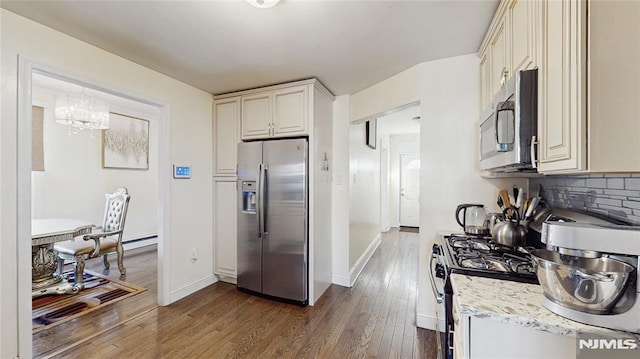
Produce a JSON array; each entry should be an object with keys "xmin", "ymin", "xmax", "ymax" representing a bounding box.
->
[{"xmin": 538, "ymin": 221, "xmax": 640, "ymax": 333}]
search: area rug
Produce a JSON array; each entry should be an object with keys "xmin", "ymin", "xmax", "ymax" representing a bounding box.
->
[{"xmin": 32, "ymin": 270, "xmax": 146, "ymax": 333}]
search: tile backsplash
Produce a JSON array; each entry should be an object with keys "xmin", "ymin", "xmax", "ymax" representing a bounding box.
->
[{"xmin": 530, "ymin": 174, "xmax": 640, "ymax": 225}]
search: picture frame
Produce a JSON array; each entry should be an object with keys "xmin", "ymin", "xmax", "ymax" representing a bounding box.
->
[
  {"xmin": 102, "ymin": 112, "xmax": 149, "ymax": 170},
  {"xmin": 365, "ymin": 119, "xmax": 377, "ymax": 149}
]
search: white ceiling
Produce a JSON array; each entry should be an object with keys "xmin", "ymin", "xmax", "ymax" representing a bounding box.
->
[{"xmin": 2, "ymin": 0, "xmax": 499, "ymax": 96}]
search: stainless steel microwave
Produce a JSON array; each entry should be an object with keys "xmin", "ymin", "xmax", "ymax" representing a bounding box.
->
[{"xmin": 479, "ymin": 69, "xmax": 538, "ymax": 172}]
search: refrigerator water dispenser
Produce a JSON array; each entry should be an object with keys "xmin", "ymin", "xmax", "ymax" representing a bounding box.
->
[{"xmin": 241, "ymin": 181, "xmax": 257, "ymax": 214}]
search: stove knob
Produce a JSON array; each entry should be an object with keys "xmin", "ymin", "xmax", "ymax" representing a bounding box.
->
[
  {"xmin": 432, "ymin": 244, "xmax": 441, "ymax": 255},
  {"xmin": 435, "ymin": 263, "xmax": 445, "ymax": 278}
]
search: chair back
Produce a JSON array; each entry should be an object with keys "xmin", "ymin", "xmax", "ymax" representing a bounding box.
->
[{"xmin": 102, "ymin": 187, "xmax": 131, "ymax": 233}]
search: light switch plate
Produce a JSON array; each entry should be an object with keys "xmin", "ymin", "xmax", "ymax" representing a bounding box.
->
[{"xmin": 173, "ymin": 165, "xmax": 191, "ymax": 179}]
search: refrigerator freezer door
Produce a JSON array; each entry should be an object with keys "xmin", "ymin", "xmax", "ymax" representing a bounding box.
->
[
  {"xmin": 262, "ymin": 138, "xmax": 308, "ymax": 302},
  {"xmin": 237, "ymin": 141, "xmax": 263, "ymax": 294}
]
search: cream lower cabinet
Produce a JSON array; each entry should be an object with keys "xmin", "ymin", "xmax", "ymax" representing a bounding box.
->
[
  {"xmin": 213, "ymin": 177, "xmax": 237, "ymax": 282},
  {"xmin": 241, "ymin": 84, "xmax": 309, "ymax": 140},
  {"xmin": 453, "ymin": 296, "xmax": 575, "ymax": 358},
  {"xmin": 538, "ymin": 0, "xmax": 640, "ymax": 173},
  {"xmin": 213, "ymin": 97, "xmax": 241, "ymax": 176},
  {"xmin": 455, "ymin": 315, "xmax": 576, "ymax": 358}
]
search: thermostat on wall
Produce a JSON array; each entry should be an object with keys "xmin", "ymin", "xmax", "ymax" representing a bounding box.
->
[{"xmin": 173, "ymin": 165, "xmax": 191, "ymax": 179}]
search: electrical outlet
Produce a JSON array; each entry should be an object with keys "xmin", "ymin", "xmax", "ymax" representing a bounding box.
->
[{"xmin": 191, "ymin": 247, "xmax": 198, "ymax": 263}]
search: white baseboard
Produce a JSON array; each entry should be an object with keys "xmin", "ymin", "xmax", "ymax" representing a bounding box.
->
[
  {"xmin": 123, "ymin": 237, "xmax": 157, "ymax": 251},
  {"xmin": 215, "ymin": 274, "xmax": 237, "ymax": 285},
  {"xmin": 349, "ymin": 233, "xmax": 381, "ymax": 287},
  {"xmin": 416, "ymin": 312, "xmax": 446, "ymax": 332},
  {"xmin": 170, "ymin": 274, "xmax": 218, "ymax": 303},
  {"xmin": 331, "ymin": 273, "xmax": 350, "ymax": 287}
]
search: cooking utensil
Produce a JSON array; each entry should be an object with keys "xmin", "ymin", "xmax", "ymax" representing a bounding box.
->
[
  {"xmin": 455, "ymin": 204, "xmax": 489, "ymax": 236},
  {"xmin": 530, "ymin": 249, "xmax": 634, "ymax": 314},
  {"xmin": 491, "ymin": 206, "xmax": 527, "ymax": 247},
  {"xmin": 524, "ymin": 196, "xmax": 540, "ymax": 221},
  {"xmin": 498, "ymin": 189, "xmax": 512, "ymax": 217}
]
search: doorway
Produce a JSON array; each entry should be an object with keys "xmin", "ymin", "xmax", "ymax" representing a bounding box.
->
[
  {"xmin": 17, "ymin": 59, "xmax": 170, "ymax": 357},
  {"xmin": 376, "ymin": 103, "xmax": 421, "ymax": 230}
]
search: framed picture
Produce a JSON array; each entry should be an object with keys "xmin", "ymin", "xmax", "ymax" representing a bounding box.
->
[
  {"xmin": 365, "ymin": 119, "xmax": 377, "ymax": 149},
  {"xmin": 102, "ymin": 113, "xmax": 149, "ymax": 170}
]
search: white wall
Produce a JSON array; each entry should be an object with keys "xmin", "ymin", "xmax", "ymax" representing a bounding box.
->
[
  {"xmin": 30, "ymin": 88, "xmax": 158, "ymax": 241},
  {"xmin": 331, "ymin": 95, "xmax": 351, "ymax": 287},
  {"xmin": 350, "ymin": 54, "xmax": 526, "ymax": 330},
  {"xmin": 379, "ymin": 134, "xmax": 391, "ymax": 232},
  {"xmin": 1, "ymin": 9, "xmax": 215, "ymax": 357},
  {"xmin": 389, "ymin": 134, "xmax": 420, "ymax": 227},
  {"xmin": 348, "ymin": 121, "xmax": 381, "ymax": 268}
]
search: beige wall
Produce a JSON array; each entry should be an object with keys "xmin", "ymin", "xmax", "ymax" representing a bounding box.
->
[
  {"xmin": 350, "ymin": 54, "xmax": 526, "ymax": 329},
  {"xmin": 1, "ymin": 9, "xmax": 214, "ymax": 357}
]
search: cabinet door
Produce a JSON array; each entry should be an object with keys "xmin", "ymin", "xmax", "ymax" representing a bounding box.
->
[
  {"xmin": 538, "ymin": 0, "xmax": 586, "ymax": 173},
  {"xmin": 272, "ymin": 85, "xmax": 309, "ymax": 137},
  {"xmin": 490, "ymin": 16, "xmax": 509, "ymax": 96},
  {"xmin": 214, "ymin": 178, "xmax": 238, "ymax": 278},
  {"xmin": 241, "ymin": 93, "xmax": 271, "ymax": 140},
  {"xmin": 509, "ymin": 0, "xmax": 537, "ymax": 73},
  {"xmin": 469, "ymin": 317, "xmax": 576, "ymax": 358},
  {"xmin": 479, "ymin": 50, "xmax": 491, "ymax": 109},
  {"xmin": 213, "ymin": 97, "xmax": 240, "ymax": 176}
]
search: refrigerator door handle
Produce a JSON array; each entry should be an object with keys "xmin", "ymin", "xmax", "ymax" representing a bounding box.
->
[
  {"xmin": 257, "ymin": 163, "xmax": 263, "ymax": 238},
  {"xmin": 256, "ymin": 163, "xmax": 267, "ymax": 238},
  {"xmin": 261, "ymin": 164, "xmax": 268, "ymax": 235}
]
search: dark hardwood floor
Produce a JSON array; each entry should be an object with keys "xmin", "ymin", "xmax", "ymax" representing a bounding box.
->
[{"xmin": 36, "ymin": 229, "xmax": 443, "ymax": 358}]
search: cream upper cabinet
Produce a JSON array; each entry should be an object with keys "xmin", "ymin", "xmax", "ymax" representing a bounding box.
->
[
  {"xmin": 272, "ymin": 85, "xmax": 309, "ymax": 136},
  {"xmin": 241, "ymin": 92, "xmax": 272, "ymax": 140},
  {"xmin": 537, "ymin": 0, "xmax": 586, "ymax": 173},
  {"xmin": 479, "ymin": 50, "xmax": 491, "ymax": 108},
  {"xmin": 479, "ymin": 0, "xmax": 538, "ymax": 110},
  {"xmin": 489, "ymin": 15, "xmax": 509, "ymax": 97},
  {"xmin": 509, "ymin": 0, "xmax": 537, "ymax": 73},
  {"xmin": 240, "ymin": 84, "xmax": 309, "ymax": 140},
  {"xmin": 586, "ymin": 0, "xmax": 640, "ymax": 172},
  {"xmin": 538, "ymin": 0, "xmax": 640, "ymax": 173},
  {"xmin": 213, "ymin": 97, "xmax": 241, "ymax": 176}
]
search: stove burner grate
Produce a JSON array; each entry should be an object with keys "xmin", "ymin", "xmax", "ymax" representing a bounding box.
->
[{"xmin": 445, "ymin": 233, "xmax": 538, "ymax": 278}]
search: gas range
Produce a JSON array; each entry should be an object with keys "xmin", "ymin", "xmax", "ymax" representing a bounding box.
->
[
  {"xmin": 430, "ymin": 232, "xmax": 539, "ymax": 359},
  {"xmin": 437, "ymin": 233, "xmax": 539, "ymax": 284}
]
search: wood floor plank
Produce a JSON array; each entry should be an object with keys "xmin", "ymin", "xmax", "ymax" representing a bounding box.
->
[{"xmin": 41, "ymin": 228, "xmax": 443, "ymax": 358}]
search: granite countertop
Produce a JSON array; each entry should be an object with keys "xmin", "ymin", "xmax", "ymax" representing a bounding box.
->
[{"xmin": 450, "ymin": 273, "xmax": 621, "ymax": 336}]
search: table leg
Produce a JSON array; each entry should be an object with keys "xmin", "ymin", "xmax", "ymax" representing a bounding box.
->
[{"xmin": 31, "ymin": 244, "xmax": 78, "ymax": 298}]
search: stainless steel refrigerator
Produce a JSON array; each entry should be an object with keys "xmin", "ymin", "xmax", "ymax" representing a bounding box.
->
[{"xmin": 236, "ymin": 138, "xmax": 308, "ymax": 305}]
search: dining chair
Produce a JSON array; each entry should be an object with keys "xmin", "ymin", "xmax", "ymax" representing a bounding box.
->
[{"xmin": 54, "ymin": 187, "xmax": 131, "ymax": 291}]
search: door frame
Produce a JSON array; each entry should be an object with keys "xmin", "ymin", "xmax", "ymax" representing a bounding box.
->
[{"xmin": 16, "ymin": 56, "xmax": 171, "ymax": 357}]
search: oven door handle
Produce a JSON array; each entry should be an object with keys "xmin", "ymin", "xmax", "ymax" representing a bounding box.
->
[{"xmin": 429, "ymin": 253, "xmax": 445, "ymax": 304}]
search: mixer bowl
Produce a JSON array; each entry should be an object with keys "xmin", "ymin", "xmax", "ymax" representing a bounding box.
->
[{"xmin": 530, "ymin": 249, "xmax": 635, "ymax": 314}]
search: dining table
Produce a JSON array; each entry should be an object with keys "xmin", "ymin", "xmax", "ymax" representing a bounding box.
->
[{"xmin": 31, "ymin": 218, "xmax": 94, "ymax": 297}]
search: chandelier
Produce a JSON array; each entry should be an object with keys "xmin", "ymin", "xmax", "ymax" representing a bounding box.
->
[{"xmin": 54, "ymin": 92, "xmax": 109, "ymax": 134}]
